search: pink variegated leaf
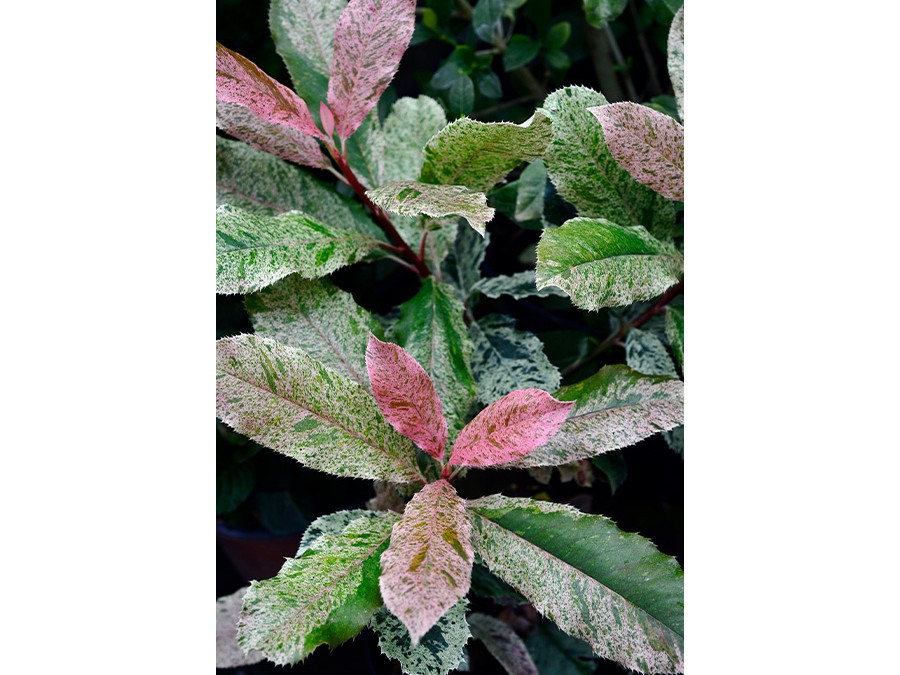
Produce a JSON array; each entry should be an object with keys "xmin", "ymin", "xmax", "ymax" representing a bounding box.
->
[
  {"xmin": 380, "ymin": 480, "xmax": 473, "ymax": 644},
  {"xmin": 448, "ymin": 389, "xmax": 574, "ymax": 467},
  {"xmin": 366, "ymin": 335, "xmax": 448, "ymax": 459},
  {"xmin": 216, "ymin": 43, "xmax": 328, "ymax": 159},
  {"xmin": 588, "ymin": 102, "xmax": 684, "ymax": 201},
  {"xmin": 327, "ymin": 0, "xmax": 416, "ymax": 139}
]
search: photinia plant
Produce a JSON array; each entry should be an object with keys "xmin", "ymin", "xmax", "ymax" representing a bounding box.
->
[{"xmin": 216, "ymin": 1, "xmax": 685, "ymax": 673}]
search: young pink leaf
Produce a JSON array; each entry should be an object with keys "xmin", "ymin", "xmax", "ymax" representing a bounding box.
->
[
  {"xmin": 366, "ymin": 335, "xmax": 448, "ymax": 459},
  {"xmin": 588, "ymin": 102, "xmax": 684, "ymax": 201},
  {"xmin": 327, "ymin": 0, "xmax": 416, "ymax": 139},
  {"xmin": 448, "ymin": 389, "xmax": 574, "ymax": 467},
  {"xmin": 319, "ymin": 102, "xmax": 336, "ymax": 139},
  {"xmin": 216, "ymin": 43, "xmax": 328, "ymax": 153},
  {"xmin": 379, "ymin": 480, "xmax": 473, "ymax": 645}
]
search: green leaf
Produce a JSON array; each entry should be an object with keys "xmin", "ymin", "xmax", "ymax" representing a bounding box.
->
[
  {"xmin": 216, "ymin": 137, "xmax": 382, "ymax": 239},
  {"xmin": 469, "ymin": 315, "xmax": 560, "ymax": 405},
  {"xmin": 448, "ymin": 75, "xmax": 475, "ymax": 117},
  {"xmin": 590, "ymin": 451, "xmax": 628, "ymax": 494},
  {"xmin": 467, "ymin": 495, "xmax": 684, "ymax": 673},
  {"xmin": 216, "ymin": 461, "xmax": 255, "ymax": 515},
  {"xmin": 389, "ymin": 278, "xmax": 477, "ymax": 435},
  {"xmin": 442, "ymin": 224, "xmax": 489, "ymax": 302},
  {"xmin": 269, "ymin": 0, "xmax": 344, "ymax": 109},
  {"xmin": 245, "ymin": 276, "xmax": 382, "ymax": 390},
  {"xmin": 216, "ymin": 334, "xmax": 423, "ymax": 483},
  {"xmin": 525, "ymin": 618, "xmax": 596, "ymax": 675},
  {"xmin": 476, "ymin": 70, "xmax": 503, "ymax": 99},
  {"xmin": 540, "ymin": 86, "xmax": 676, "ymax": 239},
  {"xmin": 468, "ymin": 613, "xmax": 538, "ymax": 675},
  {"xmin": 665, "ymin": 305, "xmax": 684, "ymax": 371},
  {"xmin": 504, "ymin": 364, "xmax": 683, "ymax": 467},
  {"xmin": 473, "ymin": 270, "xmax": 566, "ymax": 300},
  {"xmin": 545, "ymin": 22, "xmax": 571, "ymax": 51},
  {"xmin": 513, "ymin": 159, "xmax": 548, "ymax": 223},
  {"xmin": 217, "ymin": 587, "xmax": 265, "ymax": 668},
  {"xmin": 368, "ymin": 181, "xmax": 495, "ymax": 236},
  {"xmin": 503, "ymin": 35, "xmax": 540, "ymax": 71},
  {"xmin": 375, "ymin": 96, "xmax": 448, "ymax": 184},
  {"xmin": 216, "ymin": 205, "xmax": 382, "ymax": 295},
  {"xmin": 238, "ymin": 510, "xmax": 401, "ymax": 664},
  {"xmin": 582, "ymin": 0, "xmax": 628, "ymax": 29},
  {"xmin": 420, "ymin": 113, "xmax": 552, "ymax": 192},
  {"xmin": 667, "ymin": 7, "xmax": 684, "ymax": 121},
  {"xmin": 535, "ymin": 217, "xmax": 682, "ymax": 310},
  {"xmin": 626, "ymin": 328, "xmax": 678, "ymax": 377},
  {"xmin": 545, "ymin": 49, "xmax": 571, "ymax": 71},
  {"xmin": 473, "ymin": 0, "xmax": 504, "ymax": 42},
  {"xmin": 370, "ymin": 598, "xmax": 471, "ymax": 675}
]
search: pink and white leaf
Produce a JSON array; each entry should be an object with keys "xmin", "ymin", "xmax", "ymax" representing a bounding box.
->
[
  {"xmin": 216, "ymin": 42, "xmax": 326, "ymax": 142},
  {"xmin": 366, "ymin": 335, "xmax": 448, "ymax": 459},
  {"xmin": 380, "ymin": 480, "xmax": 473, "ymax": 645},
  {"xmin": 327, "ymin": 0, "xmax": 416, "ymax": 139},
  {"xmin": 448, "ymin": 389, "xmax": 574, "ymax": 467},
  {"xmin": 588, "ymin": 102, "xmax": 684, "ymax": 201}
]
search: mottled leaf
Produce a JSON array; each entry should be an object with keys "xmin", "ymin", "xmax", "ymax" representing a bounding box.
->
[
  {"xmin": 667, "ymin": 7, "xmax": 684, "ymax": 121},
  {"xmin": 216, "ymin": 205, "xmax": 382, "ymax": 295},
  {"xmin": 505, "ymin": 365, "xmax": 683, "ymax": 468},
  {"xmin": 299, "ymin": 509, "xmax": 381, "ymax": 551},
  {"xmin": 449, "ymin": 390, "xmax": 573, "ymax": 467},
  {"xmin": 380, "ymin": 480, "xmax": 474, "ymax": 644},
  {"xmin": 390, "ymin": 278, "xmax": 477, "ymax": 435},
  {"xmin": 269, "ymin": 0, "xmax": 344, "ymax": 107},
  {"xmin": 327, "ymin": 0, "xmax": 416, "ymax": 138},
  {"xmin": 468, "ymin": 613, "xmax": 538, "ymax": 675},
  {"xmin": 216, "ymin": 137, "xmax": 381, "ymax": 240},
  {"xmin": 664, "ymin": 425, "xmax": 683, "ymax": 457},
  {"xmin": 375, "ymin": 96, "xmax": 448, "ymax": 184},
  {"xmin": 245, "ymin": 276, "xmax": 382, "ymax": 389},
  {"xmin": 665, "ymin": 305, "xmax": 684, "ymax": 371},
  {"xmin": 589, "ymin": 103, "xmax": 684, "ymax": 201},
  {"xmin": 469, "ymin": 314, "xmax": 561, "ymax": 405},
  {"xmin": 371, "ymin": 599, "xmax": 471, "ymax": 675},
  {"xmin": 217, "ymin": 587, "xmax": 264, "ymax": 668},
  {"xmin": 582, "ymin": 0, "xmax": 627, "ymax": 29},
  {"xmin": 442, "ymin": 225, "xmax": 488, "ymax": 302},
  {"xmin": 366, "ymin": 335, "xmax": 448, "ymax": 460},
  {"xmin": 514, "ymin": 159, "xmax": 548, "ymax": 222},
  {"xmin": 368, "ymin": 181, "xmax": 495, "ymax": 235},
  {"xmin": 467, "ymin": 495, "xmax": 684, "ymax": 673},
  {"xmin": 473, "ymin": 271, "xmax": 566, "ymax": 300},
  {"xmin": 216, "ymin": 334, "xmax": 423, "ymax": 482},
  {"xmin": 344, "ymin": 112, "xmax": 383, "ymax": 189},
  {"xmin": 535, "ymin": 217, "xmax": 683, "ymax": 310},
  {"xmin": 238, "ymin": 511, "xmax": 401, "ymax": 664},
  {"xmin": 420, "ymin": 114, "xmax": 553, "ymax": 192},
  {"xmin": 626, "ymin": 328, "xmax": 677, "ymax": 377},
  {"xmin": 526, "ymin": 619, "xmax": 596, "ymax": 675},
  {"xmin": 540, "ymin": 86, "xmax": 675, "ymax": 238}
]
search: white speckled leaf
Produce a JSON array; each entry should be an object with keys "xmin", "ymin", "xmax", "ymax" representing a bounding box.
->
[
  {"xmin": 390, "ymin": 278, "xmax": 477, "ymax": 436},
  {"xmin": 468, "ymin": 613, "xmax": 538, "ymax": 675},
  {"xmin": 368, "ymin": 181, "xmax": 495, "ymax": 236},
  {"xmin": 344, "ymin": 112, "xmax": 383, "ymax": 189},
  {"xmin": 374, "ymin": 96, "xmax": 449, "ymax": 184},
  {"xmin": 380, "ymin": 480, "xmax": 474, "ymax": 644},
  {"xmin": 665, "ymin": 305, "xmax": 684, "ymax": 371},
  {"xmin": 419, "ymin": 113, "xmax": 553, "ymax": 191},
  {"xmin": 328, "ymin": 0, "xmax": 416, "ymax": 139},
  {"xmin": 269, "ymin": 0, "xmax": 344, "ymax": 107},
  {"xmin": 217, "ymin": 587, "xmax": 265, "ymax": 668},
  {"xmin": 299, "ymin": 509, "xmax": 382, "ymax": 551},
  {"xmin": 472, "ymin": 271, "xmax": 567, "ymax": 300},
  {"xmin": 535, "ymin": 217, "xmax": 683, "ymax": 311},
  {"xmin": 216, "ymin": 137, "xmax": 383, "ymax": 239},
  {"xmin": 216, "ymin": 334, "xmax": 423, "ymax": 482},
  {"xmin": 505, "ymin": 364, "xmax": 683, "ymax": 468},
  {"xmin": 667, "ymin": 7, "xmax": 684, "ymax": 121},
  {"xmin": 514, "ymin": 159, "xmax": 548, "ymax": 222},
  {"xmin": 370, "ymin": 598, "xmax": 471, "ymax": 675},
  {"xmin": 588, "ymin": 103, "xmax": 684, "ymax": 201},
  {"xmin": 245, "ymin": 275, "xmax": 382, "ymax": 389},
  {"xmin": 238, "ymin": 511, "xmax": 401, "ymax": 665},
  {"xmin": 469, "ymin": 315, "xmax": 561, "ymax": 406},
  {"xmin": 216, "ymin": 204, "xmax": 382, "ymax": 295},
  {"xmin": 540, "ymin": 86, "xmax": 675, "ymax": 238},
  {"xmin": 367, "ymin": 335, "xmax": 448, "ymax": 460},
  {"xmin": 466, "ymin": 495, "xmax": 684, "ymax": 673},
  {"xmin": 442, "ymin": 225, "xmax": 489, "ymax": 302},
  {"xmin": 626, "ymin": 328, "xmax": 677, "ymax": 378}
]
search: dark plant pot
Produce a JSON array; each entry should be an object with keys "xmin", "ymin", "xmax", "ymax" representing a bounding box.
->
[{"xmin": 216, "ymin": 520, "xmax": 303, "ymax": 582}]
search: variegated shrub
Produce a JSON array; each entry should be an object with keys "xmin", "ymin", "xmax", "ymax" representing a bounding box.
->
[{"xmin": 216, "ymin": 1, "xmax": 686, "ymax": 674}]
